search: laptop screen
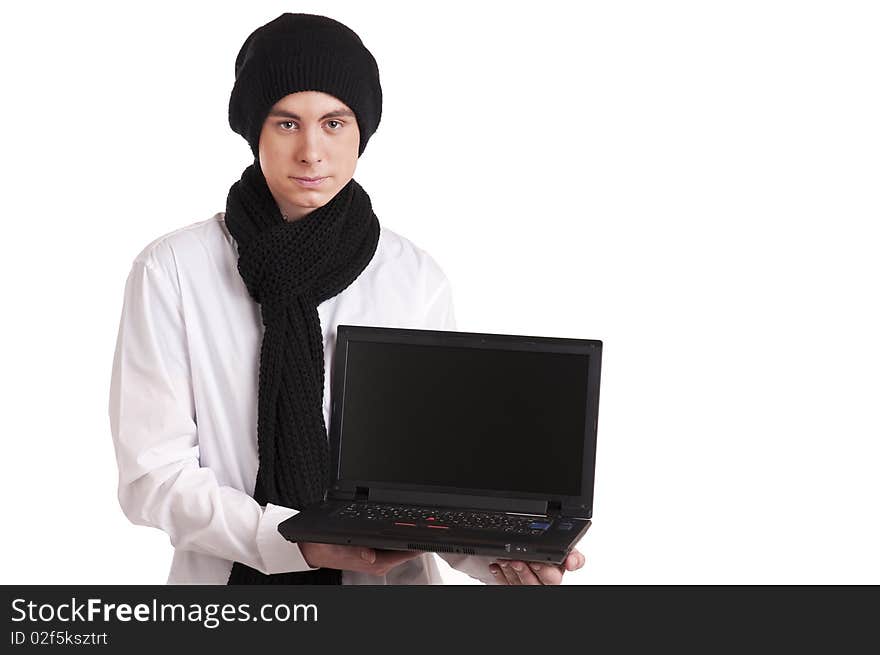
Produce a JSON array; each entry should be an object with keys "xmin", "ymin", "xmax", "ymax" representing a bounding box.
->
[{"xmin": 337, "ymin": 340, "xmax": 590, "ymax": 497}]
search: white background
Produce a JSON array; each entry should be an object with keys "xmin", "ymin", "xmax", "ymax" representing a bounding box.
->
[{"xmin": 1, "ymin": 1, "xmax": 878, "ymax": 584}]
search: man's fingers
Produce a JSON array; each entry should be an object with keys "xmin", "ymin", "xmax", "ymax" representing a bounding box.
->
[
  {"xmin": 498, "ymin": 561, "xmax": 520, "ymax": 585},
  {"xmin": 512, "ymin": 561, "xmax": 542, "ymax": 585},
  {"xmin": 305, "ymin": 544, "xmax": 423, "ymax": 574},
  {"xmin": 365, "ymin": 548, "xmax": 422, "ymax": 574},
  {"xmin": 524, "ymin": 560, "xmax": 565, "ymax": 585},
  {"xmin": 565, "ymin": 549, "xmax": 586, "ymax": 571},
  {"xmin": 488, "ymin": 563, "xmax": 505, "ymax": 583},
  {"xmin": 490, "ymin": 559, "xmax": 571, "ymax": 585},
  {"xmin": 533, "ymin": 562, "xmax": 564, "ymax": 585},
  {"xmin": 355, "ymin": 547, "xmax": 419, "ymax": 565}
]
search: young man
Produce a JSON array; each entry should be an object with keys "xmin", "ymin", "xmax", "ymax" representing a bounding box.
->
[{"xmin": 109, "ymin": 12, "xmax": 585, "ymax": 585}]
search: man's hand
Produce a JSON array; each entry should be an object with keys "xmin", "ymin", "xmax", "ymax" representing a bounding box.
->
[
  {"xmin": 299, "ymin": 542, "xmax": 423, "ymax": 576},
  {"xmin": 488, "ymin": 548, "xmax": 586, "ymax": 585}
]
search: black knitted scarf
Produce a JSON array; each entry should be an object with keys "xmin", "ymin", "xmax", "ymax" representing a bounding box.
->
[{"xmin": 223, "ymin": 161, "xmax": 380, "ymax": 584}]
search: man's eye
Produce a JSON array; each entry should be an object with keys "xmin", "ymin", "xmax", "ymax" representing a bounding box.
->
[
  {"xmin": 280, "ymin": 121, "xmax": 296, "ymax": 130},
  {"xmin": 327, "ymin": 120, "xmax": 343, "ymax": 129}
]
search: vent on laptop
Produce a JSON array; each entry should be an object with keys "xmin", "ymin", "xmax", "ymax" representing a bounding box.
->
[{"xmin": 408, "ymin": 543, "xmax": 476, "ymax": 555}]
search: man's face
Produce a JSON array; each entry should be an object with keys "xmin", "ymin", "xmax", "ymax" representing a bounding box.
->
[{"xmin": 258, "ymin": 91, "xmax": 360, "ymax": 222}]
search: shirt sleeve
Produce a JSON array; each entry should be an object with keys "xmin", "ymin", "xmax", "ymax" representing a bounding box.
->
[{"xmin": 108, "ymin": 257, "xmax": 318, "ymax": 577}]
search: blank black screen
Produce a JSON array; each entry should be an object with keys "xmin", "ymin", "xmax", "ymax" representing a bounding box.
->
[{"xmin": 338, "ymin": 341, "xmax": 588, "ymax": 496}]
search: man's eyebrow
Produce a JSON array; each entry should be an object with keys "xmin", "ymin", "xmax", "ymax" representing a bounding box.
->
[{"xmin": 268, "ymin": 108, "xmax": 356, "ymax": 120}]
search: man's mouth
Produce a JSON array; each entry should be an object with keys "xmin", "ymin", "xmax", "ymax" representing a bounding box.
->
[{"xmin": 291, "ymin": 176, "xmax": 328, "ymax": 187}]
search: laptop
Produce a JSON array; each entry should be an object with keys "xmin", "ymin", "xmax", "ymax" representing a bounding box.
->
[{"xmin": 278, "ymin": 325, "xmax": 602, "ymax": 565}]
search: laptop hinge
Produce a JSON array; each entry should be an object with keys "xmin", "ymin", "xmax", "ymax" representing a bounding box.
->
[
  {"xmin": 546, "ymin": 501, "xmax": 563, "ymax": 516},
  {"xmin": 354, "ymin": 486, "xmax": 369, "ymax": 502}
]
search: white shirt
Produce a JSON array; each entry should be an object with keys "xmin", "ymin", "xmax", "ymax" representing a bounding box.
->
[{"xmin": 109, "ymin": 213, "xmax": 497, "ymax": 585}]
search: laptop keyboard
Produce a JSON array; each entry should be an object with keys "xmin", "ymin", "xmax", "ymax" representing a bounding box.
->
[{"xmin": 334, "ymin": 502, "xmax": 553, "ymax": 535}]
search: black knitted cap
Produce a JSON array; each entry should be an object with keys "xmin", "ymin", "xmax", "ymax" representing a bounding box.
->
[{"xmin": 228, "ymin": 13, "xmax": 382, "ymax": 159}]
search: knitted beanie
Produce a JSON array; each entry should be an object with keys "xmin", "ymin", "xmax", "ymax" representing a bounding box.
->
[{"xmin": 228, "ymin": 13, "xmax": 383, "ymax": 159}]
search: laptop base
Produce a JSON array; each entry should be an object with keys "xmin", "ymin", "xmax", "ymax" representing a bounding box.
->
[{"xmin": 279, "ymin": 500, "xmax": 591, "ymax": 566}]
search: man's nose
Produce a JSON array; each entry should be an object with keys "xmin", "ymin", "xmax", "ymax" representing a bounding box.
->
[{"xmin": 296, "ymin": 126, "xmax": 324, "ymax": 163}]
